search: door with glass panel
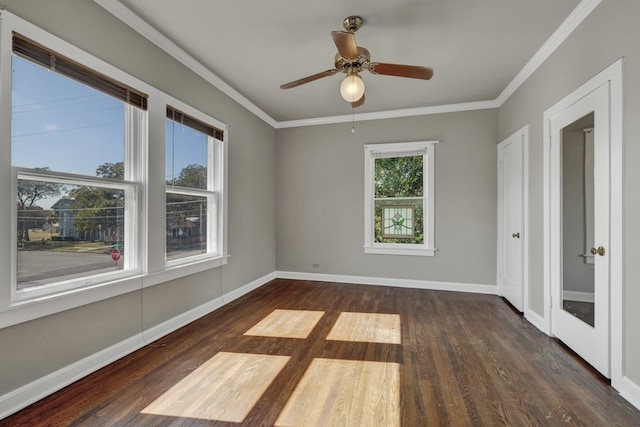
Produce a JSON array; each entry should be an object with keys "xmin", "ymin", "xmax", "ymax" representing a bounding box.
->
[{"xmin": 549, "ymin": 82, "xmax": 610, "ymax": 378}]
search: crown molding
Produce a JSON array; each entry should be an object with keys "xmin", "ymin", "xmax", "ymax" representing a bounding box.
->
[
  {"xmin": 495, "ymin": 0, "xmax": 602, "ymax": 105},
  {"xmin": 95, "ymin": 0, "xmax": 600, "ymax": 129},
  {"xmin": 275, "ymin": 100, "xmax": 499, "ymax": 129},
  {"xmin": 93, "ymin": 0, "xmax": 279, "ymax": 128}
]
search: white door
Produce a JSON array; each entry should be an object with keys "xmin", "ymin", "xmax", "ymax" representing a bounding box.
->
[
  {"xmin": 549, "ymin": 82, "xmax": 610, "ymax": 378},
  {"xmin": 497, "ymin": 129, "xmax": 527, "ymax": 311}
]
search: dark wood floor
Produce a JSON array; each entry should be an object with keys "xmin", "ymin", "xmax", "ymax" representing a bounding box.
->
[{"xmin": 3, "ymin": 279, "xmax": 640, "ymax": 426}]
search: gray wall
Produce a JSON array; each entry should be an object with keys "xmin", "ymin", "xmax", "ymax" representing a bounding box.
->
[
  {"xmin": 276, "ymin": 109, "xmax": 498, "ymax": 286},
  {"xmin": 3, "ymin": 0, "xmax": 639, "ymax": 411},
  {"xmin": 497, "ymin": 0, "xmax": 640, "ymax": 382},
  {"xmin": 0, "ymin": 0, "xmax": 277, "ymax": 395}
]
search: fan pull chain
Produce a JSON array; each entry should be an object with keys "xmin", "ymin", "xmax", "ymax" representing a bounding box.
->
[{"xmin": 351, "ymin": 107, "xmax": 356, "ymax": 133}]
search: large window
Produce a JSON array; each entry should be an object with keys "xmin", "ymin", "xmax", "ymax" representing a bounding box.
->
[
  {"xmin": 0, "ymin": 13, "xmax": 228, "ymax": 327},
  {"xmin": 11, "ymin": 33, "xmax": 145, "ymax": 299},
  {"xmin": 364, "ymin": 141, "xmax": 437, "ymax": 256},
  {"xmin": 165, "ymin": 106, "xmax": 224, "ymax": 264}
]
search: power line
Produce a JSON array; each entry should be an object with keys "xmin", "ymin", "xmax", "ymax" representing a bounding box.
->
[
  {"xmin": 12, "ymin": 120, "xmax": 124, "ymax": 138},
  {"xmin": 12, "ymin": 93, "xmax": 103, "ymax": 110},
  {"xmin": 12, "ymin": 105, "xmax": 121, "ymax": 121}
]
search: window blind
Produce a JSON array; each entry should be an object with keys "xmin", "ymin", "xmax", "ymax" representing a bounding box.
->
[
  {"xmin": 12, "ymin": 32, "xmax": 148, "ymax": 110},
  {"xmin": 166, "ymin": 105, "xmax": 224, "ymax": 141}
]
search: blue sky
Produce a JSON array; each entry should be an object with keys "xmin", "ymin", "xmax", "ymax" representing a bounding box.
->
[
  {"xmin": 12, "ymin": 55, "xmax": 208, "ymax": 208},
  {"xmin": 166, "ymin": 118, "xmax": 208, "ymax": 185},
  {"xmin": 12, "ymin": 56, "xmax": 125, "ymax": 175}
]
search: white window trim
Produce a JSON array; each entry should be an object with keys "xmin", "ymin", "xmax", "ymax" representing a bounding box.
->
[
  {"xmin": 363, "ymin": 140, "xmax": 437, "ymax": 256},
  {"xmin": 164, "ymin": 186, "xmax": 217, "ymax": 267},
  {"xmin": 0, "ymin": 10, "xmax": 228, "ymax": 329},
  {"xmin": 164, "ymin": 114, "xmax": 226, "ymax": 267},
  {"xmin": 12, "ymin": 169, "xmax": 141, "ymax": 302}
]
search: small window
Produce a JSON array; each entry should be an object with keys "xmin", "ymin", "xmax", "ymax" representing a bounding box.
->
[
  {"xmin": 166, "ymin": 106, "xmax": 224, "ymax": 263},
  {"xmin": 364, "ymin": 141, "xmax": 437, "ymax": 256}
]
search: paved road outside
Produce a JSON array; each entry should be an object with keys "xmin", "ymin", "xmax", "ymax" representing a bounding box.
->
[{"xmin": 17, "ymin": 251, "xmax": 122, "ymax": 290}]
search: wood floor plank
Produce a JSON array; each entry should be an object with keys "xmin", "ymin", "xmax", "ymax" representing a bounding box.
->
[
  {"xmin": 275, "ymin": 358, "xmax": 400, "ymax": 427},
  {"xmin": 326, "ymin": 312, "xmax": 401, "ymax": 344},
  {"xmin": 2, "ymin": 279, "xmax": 640, "ymax": 426},
  {"xmin": 243, "ymin": 309, "xmax": 325, "ymax": 339},
  {"xmin": 142, "ymin": 352, "xmax": 290, "ymax": 423}
]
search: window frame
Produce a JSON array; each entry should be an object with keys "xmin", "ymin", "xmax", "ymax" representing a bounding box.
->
[
  {"xmin": 9, "ymin": 36, "xmax": 146, "ymax": 301},
  {"xmin": 0, "ymin": 10, "xmax": 228, "ymax": 329},
  {"xmin": 363, "ymin": 141, "xmax": 437, "ymax": 256},
  {"xmin": 164, "ymin": 106, "xmax": 225, "ymax": 267},
  {"xmin": 12, "ymin": 168, "xmax": 140, "ymax": 302}
]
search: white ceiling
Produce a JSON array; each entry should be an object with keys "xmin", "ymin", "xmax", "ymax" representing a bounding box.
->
[{"xmin": 96, "ymin": 0, "xmax": 588, "ymax": 126}]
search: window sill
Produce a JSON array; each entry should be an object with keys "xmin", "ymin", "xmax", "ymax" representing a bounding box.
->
[
  {"xmin": 0, "ymin": 255, "xmax": 229, "ymax": 329},
  {"xmin": 0, "ymin": 275, "xmax": 143, "ymax": 329},
  {"xmin": 145, "ymin": 254, "xmax": 229, "ymax": 287},
  {"xmin": 364, "ymin": 246, "xmax": 436, "ymax": 256}
]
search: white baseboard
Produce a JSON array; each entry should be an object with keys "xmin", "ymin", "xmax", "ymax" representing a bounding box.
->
[
  {"xmin": 0, "ymin": 271, "xmax": 275, "ymax": 420},
  {"xmin": 562, "ymin": 290, "xmax": 595, "ymax": 303},
  {"xmin": 224, "ymin": 271, "xmax": 276, "ymax": 303},
  {"xmin": 0, "ymin": 334, "xmax": 144, "ymax": 421},
  {"xmin": 141, "ymin": 295, "xmax": 226, "ymax": 345},
  {"xmin": 616, "ymin": 376, "xmax": 640, "ymax": 412},
  {"xmin": 4, "ymin": 269, "xmax": 637, "ymax": 420},
  {"xmin": 276, "ymin": 271, "xmax": 497, "ymax": 295}
]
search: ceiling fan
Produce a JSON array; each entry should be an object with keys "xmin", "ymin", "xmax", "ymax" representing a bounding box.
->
[{"xmin": 280, "ymin": 16, "xmax": 434, "ymax": 108}]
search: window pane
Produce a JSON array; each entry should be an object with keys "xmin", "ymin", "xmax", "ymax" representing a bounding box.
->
[
  {"xmin": 11, "ymin": 56, "xmax": 125, "ymax": 177},
  {"xmin": 374, "ymin": 156, "xmax": 423, "ymax": 198},
  {"xmin": 375, "ymin": 199, "xmax": 424, "ymax": 244},
  {"xmin": 166, "ymin": 118, "xmax": 208, "ymax": 189},
  {"xmin": 17, "ymin": 179, "xmax": 126, "ymax": 290},
  {"xmin": 166, "ymin": 193, "xmax": 208, "ymax": 261},
  {"xmin": 381, "ymin": 205, "xmax": 415, "ymax": 238}
]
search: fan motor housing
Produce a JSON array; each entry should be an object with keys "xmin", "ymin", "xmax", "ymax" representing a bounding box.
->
[{"xmin": 335, "ymin": 46, "xmax": 370, "ymax": 73}]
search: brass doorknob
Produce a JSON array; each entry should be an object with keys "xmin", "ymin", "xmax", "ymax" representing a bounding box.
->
[
  {"xmin": 512, "ymin": 232, "xmax": 520, "ymax": 239},
  {"xmin": 590, "ymin": 246, "xmax": 606, "ymax": 256}
]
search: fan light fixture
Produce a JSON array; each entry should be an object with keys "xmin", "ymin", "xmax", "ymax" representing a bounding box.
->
[
  {"xmin": 340, "ymin": 71, "xmax": 365, "ymax": 103},
  {"xmin": 280, "ymin": 16, "xmax": 433, "ymax": 108}
]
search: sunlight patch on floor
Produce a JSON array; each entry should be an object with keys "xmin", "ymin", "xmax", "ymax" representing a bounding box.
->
[
  {"xmin": 275, "ymin": 358, "xmax": 400, "ymax": 427},
  {"xmin": 141, "ymin": 352, "xmax": 289, "ymax": 422},
  {"xmin": 326, "ymin": 312, "xmax": 401, "ymax": 344},
  {"xmin": 244, "ymin": 309, "xmax": 325, "ymax": 339}
]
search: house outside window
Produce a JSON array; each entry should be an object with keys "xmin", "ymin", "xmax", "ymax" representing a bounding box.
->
[{"xmin": 364, "ymin": 141, "xmax": 437, "ymax": 256}]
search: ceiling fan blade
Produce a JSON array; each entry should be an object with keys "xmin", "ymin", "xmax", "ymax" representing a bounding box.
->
[
  {"xmin": 351, "ymin": 93, "xmax": 365, "ymax": 108},
  {"xmin": 280, "ymin": 69, "xmax": 338, "ymax": 89},
  {"xmin": 369, "ymin": 63, "xmax": 434, "ymax": 80},
  {"xmin": 331, "ymin": 31, "xmax": 358, "ymax": 60}
]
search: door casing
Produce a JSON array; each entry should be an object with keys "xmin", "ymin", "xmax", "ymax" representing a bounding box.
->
[
  {"xmin": 549, "ymin": 82, "xmax": 609, "ymax": 377},
  {"xmin": 543, "ymin": 58, "xmax": 624, "ymax": 385}
]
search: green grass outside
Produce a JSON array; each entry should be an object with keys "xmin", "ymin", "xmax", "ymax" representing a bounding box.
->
[{"xmin": 21, "ymin": 229, "xmax": 119, "ymax": 254}]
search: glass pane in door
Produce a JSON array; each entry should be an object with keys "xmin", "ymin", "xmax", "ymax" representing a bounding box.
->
[{"xmin": 561, "ymin": 112, "xmax": 595, "ymax": 326}]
